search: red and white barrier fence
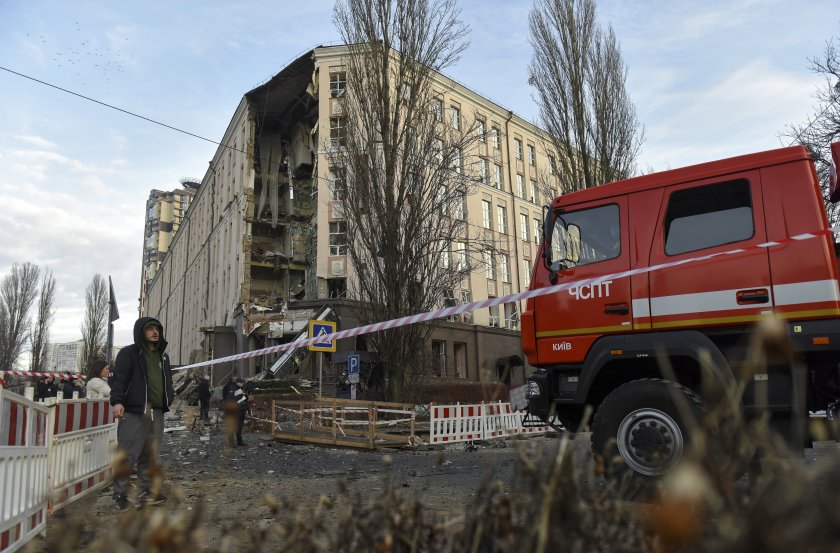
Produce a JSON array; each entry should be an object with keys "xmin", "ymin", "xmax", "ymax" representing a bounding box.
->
[
  {"xmin": 0, "ymin": 390, "xmax": 116, "ymax": 553},
  {"xmin": 429, "ymin": 401, "xmax": 553, "ymax": 445},
  {"xmin": 0, "ymin": 371, "xmax": 83, "ymax": 380},
  {"xmin": 0, "ymin": 390, "xmax": 50, "ymax": 553}
]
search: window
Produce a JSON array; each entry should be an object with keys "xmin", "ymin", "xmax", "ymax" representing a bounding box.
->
[
  {"xmin": 517, "ymin": 175, "xmax": 525, "ymax": 198},
  {"xmin": 494, "ymin": 164, "xmax": 503, "ymax": 189},
  {"xmin": 330, "ymin": 167, "xmax": 346, "ymax": 200},
  {"xmin": 476, "ymin": 119, "xmax": 487, "ymax": 142},
  {"xmin": 437, "ymin": 185, "xmax": 447, "ymax": 215},
  {"xmin": 434, "ymin": 138, "xmax": 444, "ymax": 164},
  {"xmin": 401, "ymin": 83, "xmax": 412, "ymax": 102},
  {"xmin": 504, "ymin": 302, "xmax": 519, "ymax": 330},
  {"xmin": 514, "ymin": 139, "xmax": 523, "ymax": 160},
  {"xmin": 440, "ymin": 245, "xmax": 450, "ymax": 268},
  {"xmin": 482, "ymin": 200, "xmax": 492, "ymax": 229},
  {"xmin": 529, "ymin": 180, "xmax": 538, "ymax": 204},
  {"xmin": 330, "ymin": 71, "xmax": 346, "ymax": 97},
  {"xmin": 479, "ymin": 159, "xmax": 488, "ymax": 184},
  {"xmin": 330, "ymin": 117, "xmax": 346, "ymax": 147},
  {"xmin": 528, "ymin": 144, "xmax": 536, "ymax": 166},
  {"xmin": 500, "ymin": 254, "xmax": 510, "ymax": 283},
  {"xmin": 533, "ymin": 218, "xmax": 541, "ymax": 245},
  {"xmin": 483, "ymin": 250, "xmax": 495, "ymax": 279},
  {"xmin": 520, "ymin": 213, "xmax": 529, "ymax": 241},
  {"xmin": 489, "ymin": 301, "xmax": 500, "ymax": 327},
  {"xmin": 450, "ymin": 105, "xmax": 461, "ymax": 130},
  {"xmin": 432, "ymin": 97, "xmax": 443, "ymax": 122},
  {"xmin": 497, "ymin": 205, "xmax": 507, "ymax": 234},
  {"xmin": 548, "ymin": 187, "xmax": 557, "ymax": 201},
  {"xmin": 451, "ymin": 148, "xmax": 462, "ymax": 174},
  {"xmin": 664, "ymin": 180, "xmax": 754, "ymax": 256},
  {"xmin": 454, "ymin": 189, "xmax": 465, "ymax": 221},
  {"xmin": 523, "ymin": 259, "xmax": 532, "ymax": 288},
  {"xmin": 455, "ymin": 242, "xmax": 467, "ymax": 271},
  {"xmin": 548, "ymin": 155, "xmax": 557, "ymax": 175},
  {"xmin": 550, "ymin": 204, "xmax": 620, "ymax": 268},
  {"xmin": 328, "ymin": 278, "xmax": 347, "ymax": 298},
  {"xmin": 432, "ymin": 340, "xmax": 447, "ymax": 377},
  {"xmin": 491, "ymin": 126, "xmax": 500, "ymax": 149},
  {"xmin": 329, "ymin": 222, "xmax": 347, "ymax": 255}
]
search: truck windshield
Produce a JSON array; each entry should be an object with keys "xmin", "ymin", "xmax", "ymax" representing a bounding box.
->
[{"xmin": 550, "ymin": 204, "xmax": 620, "ymax": 269}]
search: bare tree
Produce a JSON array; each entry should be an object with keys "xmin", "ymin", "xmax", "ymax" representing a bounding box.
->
[
  {"xmin": 782, "ymin": 35, "xmax": 840, "ymax": 224},
  {"xmin": 529, "ymin": 0, "xmax": 643, "ymax": 194},
  {"xmin": 30, "ymin": 269, "xmax": 56, "ymax": 372},
  {"xmin": 331, "ymin": 0, "xmax": 482, "ymax": 400},
  {"xmin": 0, "ymin": 262, "xmax": 40, "ymax": 370},
  {"xmin": 80, "ymin": 274, "xmax": 108, "ymax": 372}
]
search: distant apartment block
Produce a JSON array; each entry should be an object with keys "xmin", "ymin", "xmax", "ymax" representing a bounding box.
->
[
  {"xmin": 140, "ymin": 45, "xmax": 563, "ymax": 387},
  {"xmin": 47, "ymin": 340, "xmax": 83, "ymax": 373},
  {"xmin": 140, "ymin": 180, "xmax": 198, "ymax": 307}
]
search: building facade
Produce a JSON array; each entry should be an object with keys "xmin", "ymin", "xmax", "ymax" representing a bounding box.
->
[
  {"xmin": 140, "ymin": 181, "xmax": 198, "ymax": 308},
  {"xmin": 141, "ymin": 45, "xmax": 563, "ymax": 388},
  {"xmin": 46, "ymin": 341, "xmax": 83, "ymax": 373}
]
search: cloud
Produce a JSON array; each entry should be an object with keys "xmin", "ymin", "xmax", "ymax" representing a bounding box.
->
[
  {"xmin": 0, "ymin": 141, "xmax": 144, "ymax": 349},
  {"xmin": 12, "ymin": 134, "xmax": 58, "ymax": 149},
  {"xmin": 637, "ymin": 58, "xmax": 819, "ymax": 170}
]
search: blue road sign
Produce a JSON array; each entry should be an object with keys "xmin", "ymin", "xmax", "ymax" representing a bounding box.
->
[
  {"xmin": 308, "ymin": 320, "xmax": 337, "ymax": 352},
  {"xmin": 347, "ymin": 354, "xmax": 360, "ymax": 374}
]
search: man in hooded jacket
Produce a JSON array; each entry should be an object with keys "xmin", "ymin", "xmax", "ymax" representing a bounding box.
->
[{"xmin": 110, "ymin": 317, "xmax": 175, "ymax": 510}]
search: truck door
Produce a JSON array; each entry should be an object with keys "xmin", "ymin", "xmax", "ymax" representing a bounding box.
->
[
  {"xmin": 533, "ymin": 196, "xmax": 631, "ymax": 364},
  {"xmin": 646, "ymin": 171, "xmax": 773, "ymax": 331}
]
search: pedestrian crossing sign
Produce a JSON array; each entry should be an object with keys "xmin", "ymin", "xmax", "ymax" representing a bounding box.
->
[{"xmin": 308, "ymin": 320, "xmax": 337, "ymax": 352}]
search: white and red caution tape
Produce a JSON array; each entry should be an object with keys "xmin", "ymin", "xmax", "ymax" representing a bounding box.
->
[
  {"xmin": 176, "ymin": 226, "xmax": 840, "ymax": 372},
  {"xmin": 0, "ymin": 370, "xmax": 84, "ymax": 379}
]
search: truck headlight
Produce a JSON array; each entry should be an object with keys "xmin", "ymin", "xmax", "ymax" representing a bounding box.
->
[{"xmin": 526, "ymin": 380, "xmax": 542, "ymax": 399}]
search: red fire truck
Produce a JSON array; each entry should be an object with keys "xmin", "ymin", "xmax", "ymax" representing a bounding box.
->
[{"xmin": 523, "ymin": 142, "xmax": 840, "ymax": 481}]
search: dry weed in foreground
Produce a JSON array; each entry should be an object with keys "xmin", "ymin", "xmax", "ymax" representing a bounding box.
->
[{"xmin": 36, "ymin": 320, "xmax": 840, "ymax": 552}]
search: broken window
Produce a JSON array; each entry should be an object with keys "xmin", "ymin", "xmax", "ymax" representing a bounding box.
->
[
  {"xmin": 329, "ymin": 167, "xmax": 346, "ymax": 200},
  {"xmin": 330, "ymin": 117, "xmax": 346, "ymax": 148},
  {"xmin": 488, "ymin": 300, "xmax": 500, "ymax": 327},
  {"xmin": 328, "ymin": 278, "xmax": 347, "ymax": 298},
  {"xmin": 504, "ymin": 302, "xmax": 519, "ymax": 330},
  {"xmin": 329, "ymin": 222, "xmax": 347, "ymax": 255},
  {"xmin": 330, "ymin": 71, "xmax": 346, "ymax": 97}
]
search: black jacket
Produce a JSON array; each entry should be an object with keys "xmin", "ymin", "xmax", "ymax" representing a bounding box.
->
[
  {"xmin": 110, "ymin": 317, "xmax": 175, "ymax": 414},
  {"xmin": 198, "ymin": 379, "xmax": 211, "ymax": 402}
]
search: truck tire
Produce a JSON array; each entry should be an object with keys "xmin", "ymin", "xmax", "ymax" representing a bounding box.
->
[{"xmin": 591, "ymin": 378, "xmax": 703, "ymax": 495}]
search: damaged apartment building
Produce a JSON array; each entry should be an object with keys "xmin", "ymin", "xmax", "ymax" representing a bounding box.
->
[{"xmin": 140, "ymin": 44, "xmax": 564, "ymax": 389}]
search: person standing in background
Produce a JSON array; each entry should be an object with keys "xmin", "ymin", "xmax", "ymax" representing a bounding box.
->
[{"xmin": 86, "ymin": 360, "xmax": 111, "ymax": 398}]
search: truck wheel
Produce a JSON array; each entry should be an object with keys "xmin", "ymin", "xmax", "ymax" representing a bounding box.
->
[{"xmin": 591, "ymin": 378, "xmax": 703, "ymax": 487}]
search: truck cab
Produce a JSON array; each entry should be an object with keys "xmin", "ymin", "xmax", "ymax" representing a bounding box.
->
[{"xmin": 523, "ymin": 142, "xmax": 840, "ymax": 482}]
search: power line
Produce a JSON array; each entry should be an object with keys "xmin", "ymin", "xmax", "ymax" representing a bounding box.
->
[{"xmin": 0, "ymin": 65, "xmax": 227, "ymax": 149}]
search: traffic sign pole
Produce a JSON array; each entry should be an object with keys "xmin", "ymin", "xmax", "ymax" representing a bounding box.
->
[{"xmin": 318, "ymin": 352, "xmax": 323, "ymax": 397}]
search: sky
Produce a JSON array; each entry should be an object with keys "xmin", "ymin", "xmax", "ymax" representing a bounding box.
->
[{"xmin": 0, "ymin": 0, "xmax": 837, "ymax": 362}]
